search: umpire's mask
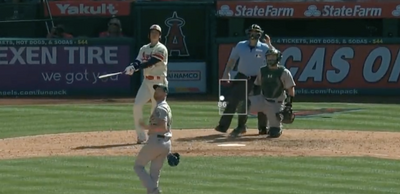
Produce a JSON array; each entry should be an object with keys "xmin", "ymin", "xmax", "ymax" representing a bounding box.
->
[
  {"xmin": 265, "ymin": 49, "xmax": 282, "ymax": 66},
  {"xmin": 245, "ymin": 24, "xmax": 263, "ymax": 40}
]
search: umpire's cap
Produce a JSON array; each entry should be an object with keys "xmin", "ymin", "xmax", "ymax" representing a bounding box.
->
[{"xmin": 153, "ymin": 83, "xmax": 168, "ymax": 93}]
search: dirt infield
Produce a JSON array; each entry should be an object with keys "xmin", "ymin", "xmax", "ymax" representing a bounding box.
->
[
  {"xmin": 1, "ymin": 94, "xmax": 399, "ymax": 106},
  {"xmin": 1, "ymin": 98, "xmax": 399, "ymax": 160},
  {"xmin": 1, "ymin": 129, "xmax": 400, "ymax": 160}
]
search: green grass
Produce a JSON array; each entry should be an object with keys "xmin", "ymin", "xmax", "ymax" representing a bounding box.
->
[
  {"xmin": 1, "ymin": 102, "xmax": 400, "ymax": 194},
  {"xmin": 0, "ymin": 156, "xmax": 399, "ymax": 194},
  {"xmin": 0, "ymin": 102, "xmax": 399, "ymax": 139}
]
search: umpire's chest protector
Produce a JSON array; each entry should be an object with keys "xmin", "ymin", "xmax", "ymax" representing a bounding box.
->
[{"xmin": 261, "ymin": 66, "xmax": 285, "ymax": 98}]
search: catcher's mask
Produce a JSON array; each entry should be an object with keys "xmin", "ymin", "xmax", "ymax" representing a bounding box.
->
[
  {"xmin": 266, "ymin": 49, "xmax": 282, "ymax": 67},
  {"xmin": 245, "ymin": 24, "xmax": 263, "ymax": 40},
  {"xmin": 276, "ymin": 107, "xmax": 295, "ymax": 124}
]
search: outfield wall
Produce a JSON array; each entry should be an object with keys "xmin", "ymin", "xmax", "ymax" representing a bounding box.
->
[
  {"xmin": 1, "ymin": 1, "xmax": 400, "ymax": 97},
  {"xmin": 218, "ymin": 38, "xmax": 400, "ymax": 96}
]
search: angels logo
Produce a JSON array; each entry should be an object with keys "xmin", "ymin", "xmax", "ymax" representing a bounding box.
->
[
  {"xmin": 164, "ymin": 11, "xmax": 190, "ymax": 57},
  {"xmin": 141, "ymin": 52, "xmax": 150, "ymax": 62}
]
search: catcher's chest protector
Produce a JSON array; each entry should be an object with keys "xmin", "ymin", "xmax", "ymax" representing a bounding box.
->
[{"xmin": 261, "ymin": 66, "xmax": 285, "ymax": 98}]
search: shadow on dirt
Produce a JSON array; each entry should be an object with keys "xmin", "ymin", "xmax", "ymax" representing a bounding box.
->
[
  {"xmin": 72, "ymin": 143, "xmax": 139, "ymax": 150},
  {"xmin": 175, "ymin": 134, "xmax": 225, "ymax": 142},
  {"xmin": 176, "ymin": 133, "xmax": 272, "ymax": 143}
]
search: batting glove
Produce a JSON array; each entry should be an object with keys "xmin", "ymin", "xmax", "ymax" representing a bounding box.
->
[
  {"xmin": 124, "ymin": 60, "xmax": 140, "ymax": 75},
  {"xmin": 124, "ymin": 65, "xmax": 135, "ymax": 75}
]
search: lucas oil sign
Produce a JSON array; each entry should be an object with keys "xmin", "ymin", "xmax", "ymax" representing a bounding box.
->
[{"xmin": 219, "ymin": 39, "xmax": 400, "ymax": 95}]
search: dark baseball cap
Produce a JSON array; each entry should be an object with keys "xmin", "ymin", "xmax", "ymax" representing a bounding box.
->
[{"xmin": 153, "ymin": 83, "xmax": 168, "ymax": 93}]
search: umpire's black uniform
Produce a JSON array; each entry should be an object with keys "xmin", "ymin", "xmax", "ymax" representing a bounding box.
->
[{"xmin": 215, "ymin": 24, "xmax": 269, "ymax": 136}]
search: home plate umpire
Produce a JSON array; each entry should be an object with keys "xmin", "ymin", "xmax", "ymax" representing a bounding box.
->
[{"xmin": 215, "ymin": 24, "xmax": 275, "ymax": 137}]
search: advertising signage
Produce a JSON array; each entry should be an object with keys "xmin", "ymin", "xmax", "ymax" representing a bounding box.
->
[
  {"xmin": 45, "ymin": 1, "xmax": 131, "ymax": 17},
  {"xmin": 216, "ymin": 1, "xmax": 400, "ymax": 19},
  {"xmin": 219, "ymin": 39, "xmax": 400, "ymax": 95},
  {"xmin": 0, "ymin": 38, "xmax": 131, "ymax": 96}
]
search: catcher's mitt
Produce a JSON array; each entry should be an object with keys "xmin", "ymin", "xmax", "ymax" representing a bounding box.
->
[
  {"xmin": 276, "ymin": 104, "xmax": 295, "ymax": 124},
  {"xmin": 167, "ymin": 152, "xmax": 180, "ymax": 167}
]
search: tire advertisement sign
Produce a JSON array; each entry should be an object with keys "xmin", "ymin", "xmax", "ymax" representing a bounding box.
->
[
  {"xmin": 219, "ymin": 41, "xmax": 400, "ymax": 95},
  {"xmin": 216, "ymin": 1, "xmax": 400, "ymax": 19},
  {"xmin": 0, "ymin": 39, "xmax": 131, "ymax": 96}
]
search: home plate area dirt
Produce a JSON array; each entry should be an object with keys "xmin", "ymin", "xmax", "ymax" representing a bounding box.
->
[{"xmin": 1, "ymin": 129, "xmax": 400, "ymax": 160}]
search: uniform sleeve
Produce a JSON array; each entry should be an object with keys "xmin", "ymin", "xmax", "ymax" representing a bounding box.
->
[
  {"xmin": 135, "ymin": 46, "xmax": 144, "ymax": 63},
  {"xmin": 152, "ymin": 45, "xmax": 168, "ymax": 62},
  {"xmin": 156, "ymin": 107, "xmax": 168, "ymax": 121},
  {"xmin": 229, "ymin": 44, "xmax": 240, "ymax": 61},
  {"xmin": 281, "ymin": 69, "xmax": 296, "ymax": 89},
  {"xmin": 254, "ymin": 69, "xmax": 262, "ymax": 85}
]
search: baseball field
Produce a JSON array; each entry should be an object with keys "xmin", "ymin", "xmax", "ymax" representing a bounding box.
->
[{"xmin": 0, "ymin": 98, "xmax": 399, "ymax": 194}]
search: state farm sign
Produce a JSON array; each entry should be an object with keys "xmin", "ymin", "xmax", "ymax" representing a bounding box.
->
[
  {"xmin": 304, "ymin": 5, "xmax": 381, "ymax": 17},
  {"xmin": 219, "ymin": 44, "xmax": 400, "ymax": 90},
  {"xmin": 45, "ymin": 1, "xmax": 130, "ymax": 16},
  {"xmin": 216, "ymin": 1, "xmax": 400, "ymax": 18}
]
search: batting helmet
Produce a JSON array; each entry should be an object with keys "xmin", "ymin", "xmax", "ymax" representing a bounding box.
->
[
  {"xmin": 245, "ymin": 24, "xmax": 263, "ymax": 40},
  {"xmin": 149, "ymin": 24, "xmax": 162, "ymax": 34}
]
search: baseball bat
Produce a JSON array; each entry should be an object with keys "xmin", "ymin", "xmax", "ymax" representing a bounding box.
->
[{"xmin": 98, "ymin": 71, "xmax": 123, "ymax": 79}]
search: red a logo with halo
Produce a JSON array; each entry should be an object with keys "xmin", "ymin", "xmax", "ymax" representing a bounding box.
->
[{"xmin": 164, "ymin": 11, "xmax": 190, "ymax": 57}]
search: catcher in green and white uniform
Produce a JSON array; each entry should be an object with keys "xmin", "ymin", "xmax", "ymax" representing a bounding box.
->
[{"xmin": 250, "ymin": 48, "xmax": 296, "ymax": 138}]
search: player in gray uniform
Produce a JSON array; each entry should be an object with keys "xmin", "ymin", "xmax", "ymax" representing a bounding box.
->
[
  {"xmin": 250, "ymin": 48, "xmax": 296, "ymax": 138},
  {"xmin": 134, "ymin": 83, "xmax": 172, "ymax": 194}
]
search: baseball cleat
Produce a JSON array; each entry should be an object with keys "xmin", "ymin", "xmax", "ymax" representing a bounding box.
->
[
  {"xmin": 267, "ymin": 127, "xmax": 282, "ymax": 138},
  {"xmin": 137, "ymin": 139, "xmax": 147, "ymax": 144},
  {"xmin": 214, "ymin": 125, "xmax": 227, "ymax": 133},
  {"xmin": 148, "ymin": 188, "xmax": 161, "ymax": 194},
  {"xmin": 229, "ymin": 126, "xmax": 246, "ymax": 137},
  {"xmin": 259, "ymin": 127, "xmax": 268, "ymax": 135}
]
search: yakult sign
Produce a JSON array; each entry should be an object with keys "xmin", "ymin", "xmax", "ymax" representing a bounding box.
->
[
  {"xmin": 216, "ymin": 1, "xmax": 400, "ymax": 18},
  {"xmin": 45, "ymin": 1, "xmax": 130, "ymax": 16}
]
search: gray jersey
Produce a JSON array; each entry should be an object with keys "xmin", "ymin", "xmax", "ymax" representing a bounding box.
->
[
  {"xmin": 148, "ymin": 100, "xmax": 172, "ymax": 136},
  {"xmin": 135, "ymin": 100, "xmax": 172, "ymax": 193},
  {"xmin": 254, "ymin": 67, "xmax": 296, "ymax": 101}
]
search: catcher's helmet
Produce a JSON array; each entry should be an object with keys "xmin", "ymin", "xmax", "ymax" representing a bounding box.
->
[
  {"xmin": 265, "ymin": 48, "xmax": 282, "ymax": 66},
  {"xmin": 245, "ymin": 24, "xmax": 263, "ymax": 40}
]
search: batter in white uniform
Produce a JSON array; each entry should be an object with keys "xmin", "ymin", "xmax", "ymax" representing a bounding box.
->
[
  {"xmin": 125, "ymin": 24, "xmax": 169, "ymax": 144},
  {"xmin": 134, "ymin": 83, "xmax": 172, "ymax": 194}
]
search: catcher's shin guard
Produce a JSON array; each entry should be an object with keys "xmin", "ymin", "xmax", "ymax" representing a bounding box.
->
[
  {"xmin": 267, "ymin": 127, "xmax": 282, "ymax": 138},
  {"xmin": 257, "ymin": 112, "xmax": 267, "ymax": 134}
]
